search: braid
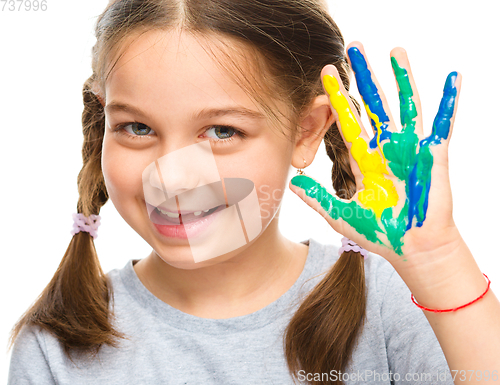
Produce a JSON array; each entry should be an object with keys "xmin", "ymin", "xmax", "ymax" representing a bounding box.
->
[
  {"xmin": 78, "ymin": 75, "xmax": 108, "ymax": 217},
  {"xmin": 8, "ymin": 74, "xmax": 125, "ymax": 359},
  {"xmin": 323, "ymin": 95, "xmax": 360, "ymax": 200}
]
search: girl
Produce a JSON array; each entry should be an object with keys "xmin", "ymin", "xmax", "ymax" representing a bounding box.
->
[{"xmin": 6, "ymin": 0, "xmax": 500, "ymax": 384}]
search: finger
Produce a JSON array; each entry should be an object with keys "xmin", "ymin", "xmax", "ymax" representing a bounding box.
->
[
  {"xmin": 390, "ymin": 48, "xmax": 424, "ymax": 137},
  {"xmin": 406, "ymin": 72, "xmax": 461, "ymax": 230},
  {"xmin": 322, "ymin": 68, "xmax": 399, "ymax": 217},
  {"xmin": 289, "ymin": 174, "xmax": 384, "ymax": 245},
  {"xmin": 420, "ymin": 71, "xmax": 461, "ymax": 147},
  {"xmin": 405, "ymin": 72, "xmax": 461, "ymax": 231},
  {"xmin": 321, "ymin": 63, "xmax": 369, "ymax": 188},
  {"xmin": 346, "ymin": 42, "xmax": 396, "ymax": 150},
  {"xmin": 321, "ymin": 64, "xmax": 372, "ymax": 148}
]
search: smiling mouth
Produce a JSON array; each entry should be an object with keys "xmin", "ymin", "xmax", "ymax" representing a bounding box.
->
[{"xmin": 154, "ymin": 204, "xmax": 223, "ymax": 224}]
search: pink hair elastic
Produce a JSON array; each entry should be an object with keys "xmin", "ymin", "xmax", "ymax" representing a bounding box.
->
[
  {"xmin": 70, "ymin": 213, "xmax": 101, "ymax": 239},
  {"xmin": 338, "ymin": 237, "xmax": 368, "ymax": 258}
]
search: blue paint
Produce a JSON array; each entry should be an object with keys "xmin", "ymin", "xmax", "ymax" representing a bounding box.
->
[
  {"xmin": 420, "ymin": 72, "xmax": 458, "ymax": 147},
  {"xmin": 347, "ymin": 47, "xmax": 392, "ymax": 149},
  {"xmin": 406, "ymin": 146, "xmax": 433, "ymax": 229},
  {"xmin": 406, "ymin": 72, "xmax": 458, "ymax": 230}
]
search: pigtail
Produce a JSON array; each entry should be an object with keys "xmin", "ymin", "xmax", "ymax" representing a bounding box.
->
[
  {"xmin": 8, "ymin": 75, "xmax": 124, "ymax": 359},
  {"xmin": 284, "ymin": 95, "xmax": 367, "ymax": 385}
]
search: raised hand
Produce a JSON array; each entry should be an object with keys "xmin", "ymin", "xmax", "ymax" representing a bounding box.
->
[{"xmin": 290, "ymin": 43, "xmax": 461, "ymax": 262}]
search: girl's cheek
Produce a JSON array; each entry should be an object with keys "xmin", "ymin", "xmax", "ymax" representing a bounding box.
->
[
  {"xmin": 256, "ymin": 179, "xmax": 285, "ymax": 222},
  {"xmin": 102, "ymin": 140, "xmax": 141, "ymax": 202},
  {"xmin": 101, "ymin": 139, "xmax": 114, "ymax": 194}
]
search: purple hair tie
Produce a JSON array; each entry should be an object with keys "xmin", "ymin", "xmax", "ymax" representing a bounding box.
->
[
  {"xmin": 70, "ymin": 213, "xmax": 101, "ymax": 239},
  {"xmin": 338, "ymin": 237, "xmax": 368, "ymax": 258}
]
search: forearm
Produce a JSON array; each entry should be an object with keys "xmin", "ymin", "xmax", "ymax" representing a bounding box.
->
[{"xmin": 392, "ymin": 238, "xmax": 500, "ymax": 383}]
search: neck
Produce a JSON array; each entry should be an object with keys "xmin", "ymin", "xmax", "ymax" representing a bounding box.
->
[{"xmin": 133, "ymin": 217, "xmax": 309, "ymax": 318}]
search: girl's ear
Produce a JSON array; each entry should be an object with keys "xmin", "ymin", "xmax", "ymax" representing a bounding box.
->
[{"xmin": 292, "ymin": 94, "xmax": 336, "ymax": 169}]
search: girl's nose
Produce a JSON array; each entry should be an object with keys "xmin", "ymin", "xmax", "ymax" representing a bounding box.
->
[
  {"xmin": 147, "ymin": 141, "xmax": 221, "ymax": 199},
  {"xmin": 152, "ymin": 158, "xmax": 201, "ymax": 198}
]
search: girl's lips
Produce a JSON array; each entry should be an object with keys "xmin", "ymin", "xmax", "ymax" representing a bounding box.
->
[
  {"xmin": 146, "ymin": 202, "xmax": 226, "ymax": 239},
  {"xmin": 157, "ymin": 205, "xmax": 220, "ymax": 225}
]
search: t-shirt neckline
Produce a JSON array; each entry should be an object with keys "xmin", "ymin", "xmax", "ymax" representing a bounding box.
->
[{"xmin": 117, "ymin": 238, "xmax": 320, "ymax": 334}]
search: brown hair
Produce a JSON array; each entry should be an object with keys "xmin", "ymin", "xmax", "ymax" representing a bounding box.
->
[
  {"xmin": 9, "ymin": 0, "xmax": 366, "ymax": 382},
  {"xmin": 7, "ymin": 72, "xmax": 125, "ymax": 359}
]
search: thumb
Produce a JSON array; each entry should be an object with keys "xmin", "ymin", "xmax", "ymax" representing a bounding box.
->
[
  {"xmin": 290, "ymin": 174, "xmax": 340, "ymax": 219},
  {"xmin": 290, "ymin": 174, "xmax": 383, "ymax": 245}
]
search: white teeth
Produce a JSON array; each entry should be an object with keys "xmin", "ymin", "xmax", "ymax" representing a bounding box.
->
[
  {"xmin": 203, "ymin": 209, "xmax": 209, "ymax": 212},
  {"xmin": 158, "ymin": 208, "xmax": 180, "ymax": 218},
  {"xmin": 157, "ymin": 208, "xmax": 208, "ymax": 218}
]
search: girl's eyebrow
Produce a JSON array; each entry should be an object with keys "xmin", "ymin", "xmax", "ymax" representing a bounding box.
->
[
  {"xmin": 104, "ymin": 102, "xmax": 148, "ymax": 118},
  {"xmin": 105, "ymin": 102, "xmax": 266, "ymax": 120},
  {"xmin": 193, "ymin": 107, "xmax": 266, "ymax": 120}
]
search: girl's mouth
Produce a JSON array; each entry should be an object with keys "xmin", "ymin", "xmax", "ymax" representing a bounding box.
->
[
  {"xmin": 147, "ymin": 202, "xmax": 227, "ymax": 240},
  {"xmin": 154, "ymin": 204, "xmax": 223, "ymax": 225}
]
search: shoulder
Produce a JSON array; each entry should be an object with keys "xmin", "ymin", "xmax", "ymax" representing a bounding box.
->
[
  {"xmin": 105, "ymin": 260, "xmax": 130, "ymax": 286},
  {"xmin": 8, "ymin": 324, "xmax": 57, "ymax": 384},
  {"xmin": 308, "ymin": 237, "xmax": 398, "ymax": 299},
  {"xmin": 10, "ymin": 323, "xmax": 46, "ymax": 354},
  {"xmin": 308, "ymin": 238, "xmax": 421, "ymax": 320}
]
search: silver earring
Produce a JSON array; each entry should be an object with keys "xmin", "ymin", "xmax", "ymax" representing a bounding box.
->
[{"xmin": 296, "ymin": 158, "xmax": 307, "ymax": 175}]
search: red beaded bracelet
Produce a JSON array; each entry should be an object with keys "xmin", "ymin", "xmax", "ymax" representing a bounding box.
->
[{"xmin": 411, "ymin": 273, "xmax": 491, "ymax": 313}]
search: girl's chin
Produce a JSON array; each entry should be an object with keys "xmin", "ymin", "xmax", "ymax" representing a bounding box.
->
[{"xmin": 151, "ymin": 247, "xmax": 238, "ymax": 269}]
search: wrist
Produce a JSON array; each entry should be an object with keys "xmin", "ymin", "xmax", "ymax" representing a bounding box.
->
[
  {"xmin": 390, "ymin": 237, "xmax": 488, "ymax": 311},
  {"xmin": 411, "ymin": 273, "xmax": 491, "ymax": 312}
]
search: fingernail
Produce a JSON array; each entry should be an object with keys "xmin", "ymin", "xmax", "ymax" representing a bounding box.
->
[
  {"xmin": 347, "ymin": 46, "xmax": 365, "ymax": 73},
  {"xmin": 290, "ymin": 175, "xmax": 304, "ymax": 189},
  {"xmin": 322, "ymin": 74, "xmax": 340, "ymax": 96},
  {"xmin": 291, "ymin": 175, "xmax": 326, "ymax": 203},
  {"xmin": 444, "ymin": 71, "xmax": 458, "ymax": 96}
]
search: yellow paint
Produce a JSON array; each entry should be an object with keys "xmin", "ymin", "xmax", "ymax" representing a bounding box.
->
[
  {"xmin": 323, "ymin": 74, "xmax": 398, "ymax": 217},
  {"xmin": 364, "ymin": 103, "xmax": 388, "ymax": 163}
]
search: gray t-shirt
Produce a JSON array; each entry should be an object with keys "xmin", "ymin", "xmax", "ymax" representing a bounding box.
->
[{"xmin": 8, "ymin": 238, "xmax": 454, "ymax": 384}]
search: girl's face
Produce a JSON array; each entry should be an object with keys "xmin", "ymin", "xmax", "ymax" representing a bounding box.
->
[{"xmin": 101, "ymin": 29, "xmax": 296, "ymax": 269}]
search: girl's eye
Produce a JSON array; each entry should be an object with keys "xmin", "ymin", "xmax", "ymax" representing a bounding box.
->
[
  {"xmin": 113, "ymin": 122, "xmax": 245, "ymax": 144},
  {"xmin": 204, "ymin": 125, "xmax": 245, "ymax": 144},
  {"xmin": 114, "ymin": 122, "xmax": 155, "ymax": 139}
]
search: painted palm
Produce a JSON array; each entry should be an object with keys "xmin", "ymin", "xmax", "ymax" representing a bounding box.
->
[{"xmin": 291, "ymin": 47, "xmax": 458, "ymax": 257}]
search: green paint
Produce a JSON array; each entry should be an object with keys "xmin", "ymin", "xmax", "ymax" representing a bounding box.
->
[
  {"xmin": 391, "ymin": 57, "xmax": 418, "ymax": 130},
  {"xmin": 383, "ymin": 133, "xmax": 419, "ymax": 181},
  {"xmin": 291, "ymin": 174, "xmax": 385, "ymax": 246},
  {"xmin": 380, "ymin": 57, "xmax": 421, "ymax": 241},
  {"xmin": 380, "ymin": 204, "xmax": 408, "ymax": 256},
  {"xmin": 385, "ymin": 57, "xmax": 420, "ymax": 181}
]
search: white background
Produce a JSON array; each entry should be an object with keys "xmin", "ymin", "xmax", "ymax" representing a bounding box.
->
[{"xmin": 1, "ymin": 0, "xmax": 499, "ymax": 381}]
